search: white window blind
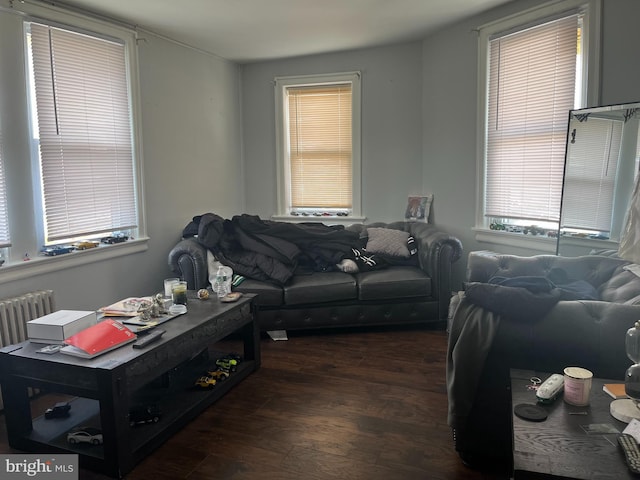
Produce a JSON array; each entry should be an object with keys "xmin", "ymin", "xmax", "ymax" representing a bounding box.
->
[
  {"xmin": 29, "ymin": 22, "xmax": 137, "ymax": 242},
  {"xmin": 485, "ymin": 14, "xmax": 579, "ymax": 223},
  {"xmin": 0, "ymin": 126, "xmax": 9, "ymax": 247},
  {"xmin": 287, "ymin": 84, "xmax": 352, "ymax": 209},
  {"xmin": 561, "ymin": 118, "xmax": 623, "ymax": 232}
]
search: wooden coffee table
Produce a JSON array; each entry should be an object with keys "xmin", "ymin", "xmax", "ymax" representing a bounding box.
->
[
  {"xmin": 511, "ymin": 368, "xmax": 635, "ymax": 479},
  {"xmin": 0, "ymin": 294, "xmax": 260, "ymax": 478}
]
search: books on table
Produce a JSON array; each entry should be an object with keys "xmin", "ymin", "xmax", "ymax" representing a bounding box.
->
[
  {"xmin": 603, "ymin": 383, "xmax": 628, "ymax": 399},
  {"xmin": 96, "ymin": 296, "xmax": 184, "ymax": 334},
  {"xmin": 60, "ymin": 319, "xmax": 137, "ymax": 359},
  {"xmin": 99, "ymin": 296, "xmax": 173, "ymax": 319},
  {"xmin": 98, "ymin": 297, "xmax": 155, "ymax": 317}
]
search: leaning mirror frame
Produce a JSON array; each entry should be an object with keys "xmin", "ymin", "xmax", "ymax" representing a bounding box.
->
[{"xmin": 557, "ymin": 101, "xmax": 640, "ymax": 257}]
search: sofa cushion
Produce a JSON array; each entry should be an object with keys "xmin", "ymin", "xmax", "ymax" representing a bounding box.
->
[
  {"xmin": 356, "ymin": 266, "xmax": 430, "ymax": 301},
  {"xmin": 234, "ymin": 279, "xmax": 283, "ymax": 306},
  {"xmin": 599, "ymin": 265, "xmax": 640, "ymax": 304},
  {"xmin": 284, "ymin": 272, "xmax": 357, "ymax": 305},
  {"xmin": 365, "ymin": 227, "xmax": 411, "ymax": 258}
]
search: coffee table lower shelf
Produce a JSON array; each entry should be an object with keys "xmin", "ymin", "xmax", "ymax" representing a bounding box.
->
[
  {"xmin": 10, "ymin": 360, "xmax": 256, "ymax": 467},
  {"xmin": 511, "ymin": 368, "xmax": 635, "ymax": 480}
]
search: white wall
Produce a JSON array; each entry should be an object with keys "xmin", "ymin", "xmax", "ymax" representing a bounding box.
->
[
  {"xmin": 600, "ymin": 0, "xmax": 640, "ymax": 105},
  {"xmin": 240, "ymin": 41, "xmax": 424, "ymax": 222},
  {"xmin": 2, "ymin": 33, "xmax": 243, "ymax": 310}
]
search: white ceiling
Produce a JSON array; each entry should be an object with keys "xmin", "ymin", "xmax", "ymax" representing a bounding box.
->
[{"xmin": 55, "ymin": 0, "xmax": 513, "ymax": 63}]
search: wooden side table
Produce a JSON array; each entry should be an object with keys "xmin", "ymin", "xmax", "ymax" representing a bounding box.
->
[{"xmin": 511, "ymin": 368, "xmax": 633, "ymax": 480}]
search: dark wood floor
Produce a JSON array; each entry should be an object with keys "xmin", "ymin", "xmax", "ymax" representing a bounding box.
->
[{"xmin": 0, "ymin": 326, "xmax": 509, "ymax": 479}]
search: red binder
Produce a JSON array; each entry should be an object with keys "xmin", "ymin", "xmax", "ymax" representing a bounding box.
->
[{"xmin": 61, "ymin": 319, "xmax": 137, "ymax": 358}]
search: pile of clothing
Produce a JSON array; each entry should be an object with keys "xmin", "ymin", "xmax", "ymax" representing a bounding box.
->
[{"xmin": 183, "ymin": 213, "xmax": 366, "ymax": 285}]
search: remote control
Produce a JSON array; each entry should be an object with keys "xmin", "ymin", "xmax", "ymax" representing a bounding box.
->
[
  {"xmin": 618, "ymin": 434, "xmax": 640, "ymax": 474},
  {"xmin": 535, "ymin": 373, "xmax": 564, "ymax": 404},
  {"xmin": 132, "ymin": 329, "xmax": 166, "ymax": 349}
]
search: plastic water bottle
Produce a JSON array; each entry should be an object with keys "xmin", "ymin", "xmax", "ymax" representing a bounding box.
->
[{"xmin": 213, "ymin": 265, "xmax": 231, "ymax": 298}]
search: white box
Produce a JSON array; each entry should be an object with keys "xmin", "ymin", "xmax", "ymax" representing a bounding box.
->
[{"xmin": 27, "ymin": 310, "xmax": 97, "ymax": 344}]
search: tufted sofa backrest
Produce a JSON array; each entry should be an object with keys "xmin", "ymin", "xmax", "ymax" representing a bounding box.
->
[
  {"xmin": 467, "ymin": 250, "xmax": 640, "ymax": 305},
  {"xmin": 345, "ymin": 221, "xmax": 409, "ymax": 236},
  {"xmin": 346, "ymin": 221, "xmax": 463, "ymax": 277}
]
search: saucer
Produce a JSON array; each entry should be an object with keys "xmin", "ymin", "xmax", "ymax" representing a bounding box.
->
[{"xmin": 168, "ymin": 304, "xmax": 187, "ymax": 315}]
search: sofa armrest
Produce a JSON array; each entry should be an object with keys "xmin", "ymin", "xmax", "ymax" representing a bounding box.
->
[
  {"xmin": 167, "ymin": 238, "xmax": 209, "ymax": 290},
  {"xmin": 409, "ymin": 222, "xmax": 463, "ymax": 318}
]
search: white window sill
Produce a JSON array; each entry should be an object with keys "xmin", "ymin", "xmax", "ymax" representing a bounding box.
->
[
  {"xmin": 475, "ymin": 228, "xmax": 621, "ymax": 256},
  {"xmin": 0, "ymin": 237, "xmax": 149, "ymax": 286},
  {"xmin": 556, "ymin": 235, "xmax": 618, "ymax": 251},
  {"xmin": 271, "ymin": 215, "xmax": 366, "ymax": 226},
  {"xmin": 473, "ymin": 227, "xmax": 557, "ymax": 253}
]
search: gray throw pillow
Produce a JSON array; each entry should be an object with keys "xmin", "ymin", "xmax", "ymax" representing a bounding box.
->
[{"xmin": 365, "ymin": 227, "xmax": 411, "ymax": 258}]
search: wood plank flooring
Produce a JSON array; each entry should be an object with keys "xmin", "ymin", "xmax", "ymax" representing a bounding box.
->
[{"xmin": 0, "ymin": 327, "xmax": 509, "ymax": 479}]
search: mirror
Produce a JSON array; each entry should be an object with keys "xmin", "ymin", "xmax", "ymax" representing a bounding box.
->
[{"xmin": 557, "ymin": 102, "xmax": 640, "ymax": 256}]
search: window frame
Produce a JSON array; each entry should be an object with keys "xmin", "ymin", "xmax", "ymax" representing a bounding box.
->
[
  {"xmin": 27, "ymin": 21, "xmax": 139, "ymax": 244},
  {"xmin": 0, "ymin": 2, "xmax": 147, "ymax": 284},
  {"xmin": 273, "ymin": 72, "xmax": 363, "ymax": 224},
  {"xmin": 0, "ymin": 123, "xmax": 9, "ymax": 249},
  {"xmin": 474, "ymin": 0, "xmax": 601, "ymax": 252}
]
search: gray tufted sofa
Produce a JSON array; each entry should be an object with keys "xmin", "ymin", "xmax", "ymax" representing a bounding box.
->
[
  {"xmin": 168, "ymin": 221, "xmax": 462, "ymax": 331},
  {"xmin": 447, "ymin": 250, "xmax": 640, "ymax": 470}
]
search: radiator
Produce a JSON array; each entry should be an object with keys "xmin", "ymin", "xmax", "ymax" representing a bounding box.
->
[
  {"xmin": 0, "ymin": 290, "xmax": 56, "ymax": 347},
  {"xmin": 0, "ymin": 290, "xmax": 55, "ymax": 409}
]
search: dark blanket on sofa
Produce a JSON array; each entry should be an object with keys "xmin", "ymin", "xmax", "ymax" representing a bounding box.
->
[
  {"xmin": 464, "ymin": 272, "xmax": 599, "ymax": 321},
  {"xmin": 183, "ymin": 213, "xmax": 364, "ymax": 284}
]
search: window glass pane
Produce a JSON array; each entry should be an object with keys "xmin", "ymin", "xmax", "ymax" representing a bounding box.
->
[
  {"xmin": 287, "ymin": 84, "xmax": 353, "ymax": 210},
  {"xmin": 28, "ymin": 22, "xmax": 137, "ymax": 243}
]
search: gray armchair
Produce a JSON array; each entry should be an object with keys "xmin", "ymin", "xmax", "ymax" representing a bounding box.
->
[{"xmin": 447, "ymin": 250, "xmax": 640, "ymax": 468}]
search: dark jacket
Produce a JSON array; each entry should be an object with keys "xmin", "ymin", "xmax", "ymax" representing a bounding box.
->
[{"xmin": 186, "ymin": 213, "xmax": 363, "ymax": 285}]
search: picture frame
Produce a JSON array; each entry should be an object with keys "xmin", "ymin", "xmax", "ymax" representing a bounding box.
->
[{"xmin": 404, "ymin": 195, "xmax": 433, "ymax": 222}]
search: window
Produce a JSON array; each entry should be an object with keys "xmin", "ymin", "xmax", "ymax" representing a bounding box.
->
[
  {"xmin": 28, "ymin": 22, "xmax": 137, "ymax": 243},
  {"xmin": 0, "ymin": 2, "xmax": 144, "ymax": 273},
  {"xmin": 275, "ymin": 72, "xmax": 361, "ymax": 219},
  {"xmin": 477, "ymin": 0, "xmax": 599, "ymax": 242}
]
